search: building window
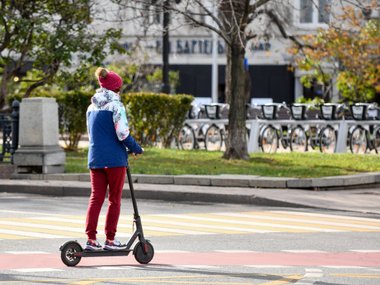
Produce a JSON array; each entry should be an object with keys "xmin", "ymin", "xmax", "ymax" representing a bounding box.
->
[
  {"xmin": 318, "ymin": 0, "xmax": 331, "ymax": 23},
  {"xmin": 153, "ymin": 6, "xmax": 161, "ymax": 24},
  {"xmin": 296, "ymin": 0, "xmax": 331, "ymax": 26},
  {"xmin": 300, "ymin": 0, "xmax": 313, "ymax": 23}
]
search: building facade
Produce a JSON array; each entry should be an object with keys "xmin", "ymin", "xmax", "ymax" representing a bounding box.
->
[{"xmin": 97, "ymin": 0, "xmax": 367, "ymax": 104}]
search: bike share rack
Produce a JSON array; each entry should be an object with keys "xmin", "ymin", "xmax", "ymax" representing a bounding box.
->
[
  {"xmin": 184, "ymin": 118, "xmax": 379, "ymax": 153},
  {"xmin": 183, "ymin": 101, "xmax": 379, "ymax": 154},
  {"xmin": 247, "ymin": 119, "xmax": 379, "ymax": 153}
]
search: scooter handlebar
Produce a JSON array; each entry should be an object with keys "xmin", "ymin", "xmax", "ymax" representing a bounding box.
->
[{"xmin": 128, "ymin": 148, "xmax": 144, "ymax": 156}]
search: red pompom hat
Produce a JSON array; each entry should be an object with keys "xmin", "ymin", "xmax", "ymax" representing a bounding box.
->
[{"xmin": 98, "ymin": 71, "xmax": 123, "ymax": 91}]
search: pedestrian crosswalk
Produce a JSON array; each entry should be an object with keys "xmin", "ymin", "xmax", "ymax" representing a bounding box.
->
[{"xmin": 0, "ymin": 210, "xmax": 379, "ymax": 240}]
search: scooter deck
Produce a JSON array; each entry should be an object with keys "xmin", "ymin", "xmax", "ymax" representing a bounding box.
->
[{"xmin": 80, "ymin": 249, "xmax": 133, "ymax": 257}]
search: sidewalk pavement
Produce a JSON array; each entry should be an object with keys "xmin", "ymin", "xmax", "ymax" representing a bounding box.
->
[{"xmin": 0, "ymin": 172, "xmax": 379, "ymax": 215}]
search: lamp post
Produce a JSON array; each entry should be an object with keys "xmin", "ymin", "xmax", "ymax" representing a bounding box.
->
[
  {"xmin": 161, "ymin": 0, "xmax": 170, "ymax": 94},
  {"xmin": 211, "ymin": 3, "xmax": 218, "ymax": 103},
  {"xmin": 160, "ymin": 0, "xmax": 182, "ymax": 94}
]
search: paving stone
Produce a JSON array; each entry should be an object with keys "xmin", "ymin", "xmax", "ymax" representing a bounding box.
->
[
  {"xmin": 211, "ymin": 176, "xmax": 250, "ymax": 187},
  {"xmin": 250, "ymin": 177, "xmax": 291, "ymax": 188},
  {"xmin": 286, "ymin": 179, "xmax": 313, "ymax": 189},
  {"xmin": 136, "ymin": 174, "xmax": 174, "ymax": 184}
]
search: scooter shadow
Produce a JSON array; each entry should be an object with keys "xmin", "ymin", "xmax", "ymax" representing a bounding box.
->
[{"xmin": 74, "ymin": 263, "xmax": 305, "ymax": 283}]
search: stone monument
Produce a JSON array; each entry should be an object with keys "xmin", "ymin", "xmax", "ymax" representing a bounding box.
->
[{"xmin": 13, "ymin": 97, "xmax": 66, "ymax": 173}]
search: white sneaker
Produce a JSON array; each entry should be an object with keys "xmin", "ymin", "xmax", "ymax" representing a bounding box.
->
[
  {"xmin": 103, "ymin": 239, "xmax": 127, "ymax": 250},
  {"xmin": 85, "ymin": 239, "xmax": 102, "ymax": 251}
]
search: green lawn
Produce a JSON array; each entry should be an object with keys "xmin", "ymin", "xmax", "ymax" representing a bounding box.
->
[{"xmin": 65, "ymin": 147, "xmax": 380, "ymax": 178}]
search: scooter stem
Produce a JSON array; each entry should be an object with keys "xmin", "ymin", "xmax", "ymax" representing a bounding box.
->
[{"xmin": 127, "ymin": 167, "xmax": 140, "ymax": 217}]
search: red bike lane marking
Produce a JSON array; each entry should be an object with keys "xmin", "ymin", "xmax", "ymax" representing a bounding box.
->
[{"xmin": 0, "ymin": 252, "xmax": 379, "ymax": 270}]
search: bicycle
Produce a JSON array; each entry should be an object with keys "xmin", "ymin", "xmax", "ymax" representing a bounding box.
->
[
  {"xmin": 259, "ymin": 103, "xmax": 293, "ymax": 153},
  {"xmin": 178, "ymin": 104, "xmax": 208, "ymax": 150},
  {"xmin": 349, "ymin": 103, "xmax": 380, "ymax": 154},
  {"xmin": 318, "ymin": 103, "xmax": 346, "ymax": 153},
  {"xmin": 178, "ymin": 123, "xmax": 196, "ymax": 150},
  {"xmin": 289, "ymin": 103, "xmax": 346, "ymax": 153},
  {"xmin": 204, "ymin": 103, "xmax": 229, "ymax": 151},
  {"xmin": 302, "ymin": 105, "xmax": 322, "ymax": 151},
  {"xmin": 288, "ymin": 103, "xmax": 310, "ymax": 152}
]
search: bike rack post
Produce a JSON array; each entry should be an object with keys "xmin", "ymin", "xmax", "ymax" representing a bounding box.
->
[
  {"xmin": 336, "ymin": 121, "xmax": 348, "ymax": 153},
  {"xmin": 247, "ymin": 119, "xmax": 261, "ymax": 153}
]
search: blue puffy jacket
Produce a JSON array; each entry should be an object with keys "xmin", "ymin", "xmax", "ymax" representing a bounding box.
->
[{"xmin": 86, "ymin": 88, "xmax": 142, "ymax": 169}]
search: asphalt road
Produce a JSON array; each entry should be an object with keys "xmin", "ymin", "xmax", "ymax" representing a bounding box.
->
[{"xmin": 0, "ymin": 193, "xmax": 379, "ymax": 285}]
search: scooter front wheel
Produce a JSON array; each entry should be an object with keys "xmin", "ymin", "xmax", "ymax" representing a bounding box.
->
[
  {"xmin": 60, "ymin": 241, "xmax": 82, "ymax": 266},
  {"xmin": 133, "ymin": 241, "xmax": 154, "ymax": 264}
]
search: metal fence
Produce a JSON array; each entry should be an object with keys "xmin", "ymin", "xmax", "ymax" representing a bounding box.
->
[{"xmin": 0, "ymin": 100, "xmax": 20, "ymax": 163}]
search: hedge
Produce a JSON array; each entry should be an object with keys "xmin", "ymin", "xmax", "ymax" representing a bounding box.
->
[
  {"xmin": 8, "ymin": 91, "xmax": 193, "ymax": 150},
  {"xmin": 121, "ymin": 92, "xmax": 193, "ymax": 147},
  {"xmin": 56, "ymin": 90, "xmax": 93, "ymax": 151}
]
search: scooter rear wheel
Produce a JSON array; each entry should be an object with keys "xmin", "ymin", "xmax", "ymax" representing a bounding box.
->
[
  {"xmin": 133, "ymin": 241, "xmax": 154, "ymax": 264},
  {"xmin": 61, "ymin": 241, "xmax": 82, "ymax": 266}
]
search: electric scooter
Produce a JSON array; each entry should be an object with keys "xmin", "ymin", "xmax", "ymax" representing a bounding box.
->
[{"xmin": 59, "ymin": 167, "xmax": 154, "ymax": 266}]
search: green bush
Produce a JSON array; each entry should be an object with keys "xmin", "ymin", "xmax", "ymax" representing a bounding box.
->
[
  {"xmin": 8, "ymin": 90, "xmax": 193, "ymax": 150},
  {"xmin": 122, "ymin": 92, "xmax": 193, "ymax": 147},
  {"xmin": 56, "ymin": 90, "xmax": 92, "ymax": 151}
]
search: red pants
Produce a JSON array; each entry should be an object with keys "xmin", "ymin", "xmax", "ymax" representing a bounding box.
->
[{"xmin": 85, "ymin": 167, "xmax": 126, "ymax": 240}]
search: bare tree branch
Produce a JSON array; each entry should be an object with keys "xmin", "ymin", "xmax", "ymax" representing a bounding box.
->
[
  {"xmin": 193, "ymin": 0, "xmax": 224, "ymax": 31},
  {"xmin": 168, "ymin": 3, "xmax": 232, "ymax": 46},
  {"xmin": 264, "ymin": 8, "xmax": 307, "ymax": 49},
  {"xmin": 249, "ymin": 0, "xmax": 271, "ymax": 13}
]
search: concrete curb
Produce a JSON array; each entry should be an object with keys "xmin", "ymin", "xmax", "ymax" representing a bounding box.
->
[
  {"xmin": 10, "ymin": 172, "xmax": 380, "ymax": 190},
  {"xmin": 286, "ymin": 172, "xmax": 380, "ymax": 189},
  {"xmin": 1, "ymin": 176, "xmax": 380, "ymax": 214},
  {"xmin": 0, "ymin": 179, "xmax": 309, "ymax": 208}
]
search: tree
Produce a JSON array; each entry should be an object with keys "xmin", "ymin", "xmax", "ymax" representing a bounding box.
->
[
  {"xmin": 107, "ymin": 57, "xmax": 180, "ymax": 93},
  {"xmin": 120, "ymin": 0, "xmax": 358, "ymax": 159},
  {"xmin": 0, "ymin": 0, "xmax": 123, "ymax": 109},
  {"xmin": 290, "ymin": 1, "xmax": 380, "ymax": 103},
  {"xmin": 122, "ymin": 0, "xmax": 296, "ymax": 160}
]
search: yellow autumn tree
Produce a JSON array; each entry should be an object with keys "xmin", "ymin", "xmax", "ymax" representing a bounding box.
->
[{"xmin": 290, "ymin": 3, "xmax": 380, "ymax": 103}]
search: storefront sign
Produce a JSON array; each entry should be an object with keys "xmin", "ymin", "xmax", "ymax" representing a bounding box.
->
[
  {"xmin": 250, "ymin": 41, "xmax": 271, "ymax": 51},
  {"xmin": 122, "ymin": 38, "xmax": 271, "ymax": 55}
]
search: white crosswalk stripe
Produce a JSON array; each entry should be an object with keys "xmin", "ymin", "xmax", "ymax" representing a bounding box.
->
[
  {"xmin": 0, "ymin": 228, "xmax": 66, "ymax": 239},
  {"xmin": 217, "ymin": 212, "xmax": 380, "ymax": 230},
  {"xmin": 0, "ymin": 210, "xmax": 379, "ymax": 240},
  {"xmin": 350, "ymin": 250, "xmax": 380, "ymax": 253},
  {"xmin": 153, "ymin": 214, "xmax": 342, "ymax": 232}
]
